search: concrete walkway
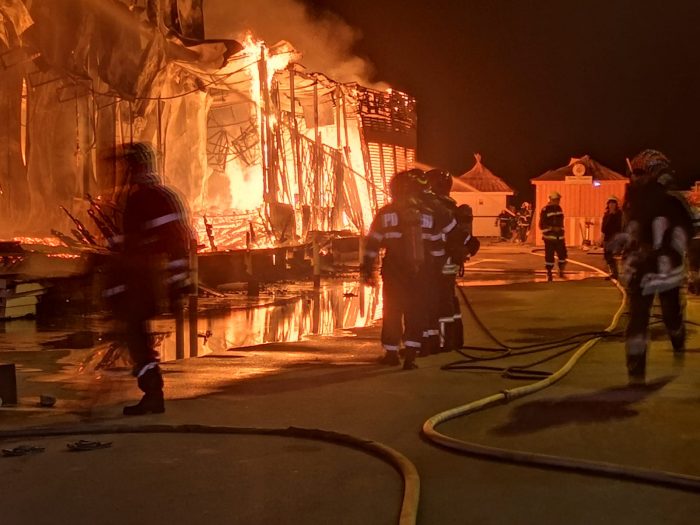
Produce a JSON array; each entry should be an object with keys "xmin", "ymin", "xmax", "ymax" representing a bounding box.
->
[{"xmin": 1, "ymin": 246, "xmax": 699, "ymax": 524}]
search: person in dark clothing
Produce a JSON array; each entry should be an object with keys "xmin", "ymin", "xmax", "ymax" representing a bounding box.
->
[
  {"xmin": 538, "ymin": 191, "xmax": 567, "ymax": 281},
  {"xmin": 361, "ymin": 169, "xmax": 446, "ymax": 369},
  {"xmin": 516, "ymin": 202, "xmax": 533, "ymax": 243},
  {"xmin": 619, "ymin": 149, "xmax": 694, "ymax": 385},
  {"xmin": 424, "ymin": 169, "xmax": 480, "ymax": 353},
  {"xmin": 496, "ymin": 206, "xmax": 517, "ymax": 241},
  {"xmin": 103, "ymin": 142, "xmax": 194, "ymax": 415},
  {"xmin": 601, "ymin": 196, "xmax": 623, "ymax": 279}
]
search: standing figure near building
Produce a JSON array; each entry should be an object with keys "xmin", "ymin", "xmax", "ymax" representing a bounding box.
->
[
  {"xmin": 496, "ymin": 206, "xmax": 517, "ymax": 241},
  {"xmin": 687, "ymin": 191, "xmax": 700, "ymax": 295},
  {"xmin": 516, "ymin": 202, "xmax": 533, "ymax": 243},
  {"xmin": 539, "ymin": 191, "xmax": 567, "ymax": 281},
  {"xmin": 361, "ymin": 170, "xmax": 441, "ymax": 369},
  {"xmin": 620, "ymin": 150, "xmax": 694, "ymax": 385},
  {"xmin": 601, "ymin": 196, "xmax": 623, "ymax": 279},
  {"xmin": 104, "ymin": 142, "xmax": 195, "ymax": 415},
  {"xmin": 424, "ymin": 169, "xmax": 480, "ymax": 353}
]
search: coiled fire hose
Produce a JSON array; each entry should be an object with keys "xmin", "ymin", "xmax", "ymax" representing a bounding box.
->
[{"xmin": 423, "ymin": 255, "xmax": 700, "ymax": 492}]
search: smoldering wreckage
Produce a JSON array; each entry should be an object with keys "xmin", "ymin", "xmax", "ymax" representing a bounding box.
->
[{"xmin": 0, "ymin": 0, "xmax": 418, "ymax": 318}]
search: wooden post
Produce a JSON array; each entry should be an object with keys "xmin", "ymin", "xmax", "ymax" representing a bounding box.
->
[
  {"xmin": 175, "ymin": 298, "xmax": 185, "ymax": 360},
  {"xmin": 0, "ymin": 363, "xmax": 18, "ymax": 405},
  {"xmin": 188, "ymin": 239, "xmax": 198, "ymax": 358},
  {"xmin": 312, "ymin": 233, "xmax": 321, "ymax": 289},
  {"xmin": 313, "ymin": 81, "xmax": 322, "ymax": 230}
]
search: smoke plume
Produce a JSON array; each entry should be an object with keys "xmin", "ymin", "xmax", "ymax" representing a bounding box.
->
[{"xmin": 203, "ymin": 0, "xmax": 385, "ymax": 87}]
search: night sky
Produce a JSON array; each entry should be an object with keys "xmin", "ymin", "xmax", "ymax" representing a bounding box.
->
[{"xmin": 305, "ymin": 0, "xmax": 700, "ymax": 199}]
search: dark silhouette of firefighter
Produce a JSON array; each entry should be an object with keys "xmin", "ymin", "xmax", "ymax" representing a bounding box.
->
[
  {"xmin": 539, "ymin": 191, "xmax": 567, "ymax": 281},
  {"xmin": 617, "ymin": 150, "xmax": 693, "ymax": 385},
  {"xmin": 425, "ymin": 169, "xmax": 480, "ymax": 353},
  {"xmin": 688, "ymin": 191, "xmax": 700, "ymax": 295},
  {"xmin": 601, "ymin": 196, "xmax": 623, "ymax": 279},
  {"xmin": 103, "ymin": 142, "xmax": 194, "ymax": 415},
  {"xmin": 360, "ymin": 170, "xmax": 446, "ymax": 369},
  {"xmin": 515, "ymin": 202, "xmax": 532, "ymax": 243},
  {"xmin": 496, "ymin": 205, "xmax": 517, "ymax": 241}
]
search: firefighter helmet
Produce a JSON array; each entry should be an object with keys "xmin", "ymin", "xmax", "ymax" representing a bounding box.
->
[
  {"xmin": 390, "ymin": 169, "xmax": 423, "ymax": 200},
  {"xmin": 628, "ymin": 149, "xmax": 672, "ymax": 182},
  {"xmin": 121, "ymin": 142, "xmax": 159, "ymax": 185},
  {"xmin": 425, "ymin": 169, "xmax": 453, "ymax": 196},
  {"xmin": 548, "ymin": 191, "xmax": 561, "ymax": 201}
]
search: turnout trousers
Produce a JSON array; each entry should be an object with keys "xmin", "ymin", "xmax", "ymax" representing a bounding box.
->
[
  {"xmin": 381, "ymin": 271, "xmax": 425, "ymax": 356},
  {"xmin": 625, "ymin": 286, "xmax": 685, "ymax": 379}
]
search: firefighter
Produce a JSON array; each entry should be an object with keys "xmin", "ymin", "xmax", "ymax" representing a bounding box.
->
[
  {"xmin": 360, "ymin": 170, "xmax": 438, "ymax": 369},
  {"xmin": 103, "ymin": 142, "xmax": 195, "ymax": 415},
  {"xmin": 496, "ymin": 206, "xmax": 517, "ymax": 241},
  {"xmin": 425, "ymin": 169, "xmax": 480, "ymax": 353},
  {"xmin": 539, "ymin": 191, "xmax": 567, "ymax": 281},
  {"xmin": 601, "ymin": 196, "xmax": 623, "ymax": 279},
  {"xmin": 619, "ymin": 149, "xmax": 694, "ymax": 385},
  {"xmin": 516, "ymin": 202, "xmax": 532, "ymax": 243}
]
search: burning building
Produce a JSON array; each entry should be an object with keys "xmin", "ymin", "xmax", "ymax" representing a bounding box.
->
[{"xmin": 0, "ymin": 0, "xmax": 417, "ymax": 254}]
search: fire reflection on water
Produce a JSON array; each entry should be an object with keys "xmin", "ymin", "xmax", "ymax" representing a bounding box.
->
[{"xmin": 155, "ymin": 281, "xmax": 383, "ymax": 361}]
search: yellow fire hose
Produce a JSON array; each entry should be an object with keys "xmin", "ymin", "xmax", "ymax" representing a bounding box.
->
[{"xmin": 423, "ymin": 255, "xmax": 700, "ymax": 492}]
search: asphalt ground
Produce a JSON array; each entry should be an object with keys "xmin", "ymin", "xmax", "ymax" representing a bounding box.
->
[{"xmin": 1, "ymin": 245, "xmax": 699, "ymax": 524}]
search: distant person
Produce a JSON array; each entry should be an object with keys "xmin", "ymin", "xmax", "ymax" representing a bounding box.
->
[
  {"xmin": 496, "ymin": 206, "xmax": 516, "ymax": 241},
  {"xmin": 538, "ymin": 191, "xmax": 567, "ymax": 281},
  {"xmin": 601, "ymin": 196, "xmax": 623, "ymax": 279},
  {"xmin": 686, "ymin": 191, "xmax": 700, "ymax": 295},
  {"xmin": 516, "ymin": 202, "xmax": 532, "ymax": 243},
  {"xmin": 619, "ymin": 150, "xmax": 693, "ymax": 385},
  {"xmin": 103, "ymin": 142, "xmax": 195, "ymax": 415}
]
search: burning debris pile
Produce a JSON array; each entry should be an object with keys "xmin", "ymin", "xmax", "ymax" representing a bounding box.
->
[{"xmin": 0, "ymin": 0, "xmax": 417, "ymax": 252}]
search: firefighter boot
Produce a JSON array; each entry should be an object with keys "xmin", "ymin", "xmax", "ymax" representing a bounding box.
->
[
  {"xmin": 670, "ymin": 325, "xmax": 686, "ymax": 354},
  {"xmin": 558, "ymin": 262, "xmax": 567, "ymax": 279},
  {"xmin": 123, "ymin": 365, "xmax": 165, "ymax": 416},
  {"xmin": 403, "ymin": 347, "xmax": 418, "ymax": 370},
  {"xmin": 626, "ymin": 336, "xmax": 647, "ymax": 386},
  {"xmin": 546, "ymin": 269, "xmax": 553, "ymax": 282}
]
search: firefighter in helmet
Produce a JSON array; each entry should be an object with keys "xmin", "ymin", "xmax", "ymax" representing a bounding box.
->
[
  {"xmin": 103, "ymin": 142, "xmax": 195, "ymax": 415},
  {"xmin": 360, "ymin": 169, "xmax": 444, "ymax": 369},
  {"xmin": 618, "ymin": 149, "xmax": 693, "ymax": 385},
  {"xmin": 539, "ymin": 191, "xmax": 567, "ymax": 281},
  {"xmin": 424, "ymin": 169, "xmax": 480, "ymax": 353}
]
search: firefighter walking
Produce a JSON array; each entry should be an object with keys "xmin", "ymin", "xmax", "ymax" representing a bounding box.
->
[
  {"xmin": 539, "ymin": 191, "xmax": 567, "ymax": 281},
  {"xmin": 103, "ymin": 142, "xmax": 195, "ymax": 415},
  {"xmin": 619, "ymin": 150, "xmax": 693, "ymax": 385}
]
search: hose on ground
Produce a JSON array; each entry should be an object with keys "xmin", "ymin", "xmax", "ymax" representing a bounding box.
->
[
  {"xmin": 0, "ymin": 424, "xmax": 420, "ymax": 525},
  {"xmin": 424, "ymin": 255, "xmax": 700, "ymax": 493}
]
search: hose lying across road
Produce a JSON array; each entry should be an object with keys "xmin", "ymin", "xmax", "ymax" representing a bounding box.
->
[
  {"xmin": 0, "ymin": 423, "xmax": 420, "ymax": 525},
  {"xmin": 423, "ymin": 255, "xmax": 700, "ymax": 493}
]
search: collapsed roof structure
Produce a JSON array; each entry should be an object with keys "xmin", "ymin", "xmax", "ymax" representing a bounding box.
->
[{"xmin": 0, "ymin": 0, "xmax": 417, "ymax": 250}]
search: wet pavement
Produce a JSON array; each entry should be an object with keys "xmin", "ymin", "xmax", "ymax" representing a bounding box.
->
[{"xmin": 1, "ymin": 243, "xmax": 699, "ymax": 524}]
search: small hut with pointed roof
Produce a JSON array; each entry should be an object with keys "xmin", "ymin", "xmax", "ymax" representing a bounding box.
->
[
  {"xmin": 451, "ymin": 154, "xmax": 514, "ymax": 236},
  {"xmin": 531, "ymin": 155, "xmax": 628, "ymax": 247}
]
